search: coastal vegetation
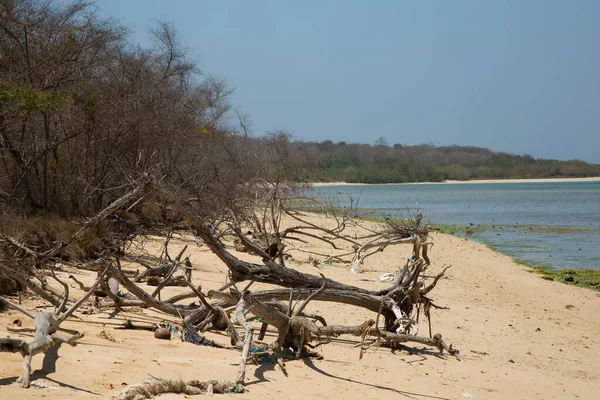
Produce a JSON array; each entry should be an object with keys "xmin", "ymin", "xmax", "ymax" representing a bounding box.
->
[
  {"xmin": 292, "ymin": 140, "xmax": 600, "ymax": 183},
  {"xmin": 526, "ymin": 265, "xmax": 600, "ymax": 290},
  {"xmin": 437, "ymin": 226, "xmax": 600, "ymax": 290}
]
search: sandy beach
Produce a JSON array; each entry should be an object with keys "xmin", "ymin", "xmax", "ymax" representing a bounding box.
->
[
  {"xmin": 1, "ymin": 215, "xmax": 599, "ymax": 400},
  {"xmin": 310, "ymin": 176, "xmax": 600, "ymax": 186}
]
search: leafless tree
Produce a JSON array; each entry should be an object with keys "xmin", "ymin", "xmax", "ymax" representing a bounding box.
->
[{"xmin": 1, "ymin": 1, "xmax": 458, "ymax": 397}]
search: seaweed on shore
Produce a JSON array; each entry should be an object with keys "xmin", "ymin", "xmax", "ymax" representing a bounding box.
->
[
  {"xmin": 524, "ymin": 264, "xmax": 600, "ymax": 290},
  {"xmin": 433, "ymin": 225, "xmax": 600, "ymax": 291}
]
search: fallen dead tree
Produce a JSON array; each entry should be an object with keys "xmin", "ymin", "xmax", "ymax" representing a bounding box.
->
[
  {"xmin": 0, "ymin": 2, "xmax": 461, "ymax": 394},
  {"xmin": 0, "ymin": 180, "xmax": 459, "ymax": 396},
  {"xmin": 168, "ymin": 187, "xmax": 445, "ymax": 333}
]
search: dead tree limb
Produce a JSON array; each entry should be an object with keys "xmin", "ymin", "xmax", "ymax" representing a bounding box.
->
[
  {"xmin": 38, "ymin": 182, "xmax": 149, "ymax": 264},
  {"xmin": 0, "ymin": 264, "xmax": 61, "ymax": 307},
  {"xmin": 150, "ymin": 245, "xmax": 188, "ymax": 299},
  {"xmin": 0, "ymin": 296, "xmax": 35, "ymax": 319},
  {"xmin": 292, "ymin": 274, "xmax": 326, "ymax": 317},
  {"xmin": 0, "ymin": 272, "xmax": 102, "ymax": 387},
  {"xmin": 234, "ymin": 296, "xmax": 253, "ymax": 387}
]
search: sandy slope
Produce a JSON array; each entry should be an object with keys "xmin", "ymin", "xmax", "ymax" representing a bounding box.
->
[{"xmin": 1, "ymin": 216, "xmax": 599, "ymax": 400}]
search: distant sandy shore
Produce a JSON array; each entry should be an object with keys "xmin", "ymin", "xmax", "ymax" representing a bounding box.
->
[{"xmin": 310, "ymin": 176, "xmax": 600, "ymax": 187}]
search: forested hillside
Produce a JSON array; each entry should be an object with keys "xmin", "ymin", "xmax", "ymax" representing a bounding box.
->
[
  {"xmin": 289, "ymin": 139, "xmax": 600, "ymax": 183},
  {"xmin": 0, "ymin": 1, "xmax": 298, "ymax": 217}
]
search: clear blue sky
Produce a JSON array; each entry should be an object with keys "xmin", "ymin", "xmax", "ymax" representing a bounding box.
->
[{"xmin": 96, "ymin": 0, "xmax": 600, "ymax": 163}]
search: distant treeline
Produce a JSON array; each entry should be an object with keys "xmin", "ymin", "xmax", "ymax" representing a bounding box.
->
[{"xmin": 287, "ymin": 139, "xmax": 600, "ymax": 183}]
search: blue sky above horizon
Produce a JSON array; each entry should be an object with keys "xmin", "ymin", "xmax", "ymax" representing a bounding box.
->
[{"xmin": 96, "ymin": 0, "xmax": 600, "ymax": 163}]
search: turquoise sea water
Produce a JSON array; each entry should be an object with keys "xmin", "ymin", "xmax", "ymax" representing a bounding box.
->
[{"xmin": 314, "ymin": 182, "xmax": 600, "ymax": 272}]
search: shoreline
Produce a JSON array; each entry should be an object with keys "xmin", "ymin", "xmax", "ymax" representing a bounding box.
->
[
  {"xmin": 310, "ymin": 176, "xmax": 600, "ymax": 186},
  {"xmin": 368, "ymin": 220, "xmax": 600, "ymax": 289},
  {"xmin": 481, "ymin": 240, "xmax": 600, "ymax": 290},
  {"xmin": 1, "ymin": 214, "xmax": 599, "ymax": 399}
]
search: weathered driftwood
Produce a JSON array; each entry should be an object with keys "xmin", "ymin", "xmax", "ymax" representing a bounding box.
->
[
  {"xmin": 92, "ymin": 184, "xmax": 446, "ymax": 330},
  {"xmin": 146, "ymin": 275, "xmax": 188, "ymax": 287},
  {"xmin": 133, "ymin": 244, "xmax": 188, "ymax": 290},
  {"xmin": 0, "ymin": 322, "xmax": 83, "ymax": 387},
  {"xmin": 68, "ymin": 274, "xmax": 106, "ymax": 297},
  {"xmin": 298, "ymin": 295, "xmax": 455, "ymax": 355},
  {"xmin": 0, "ymin": 274, "xmax": 101, "ymax": 387},
  {"xmin": 1, "ymin": 182, "xmax": 459, "ymax": 395},
  {"xmin": 134, "ymin": 263, "xmax": 172, "ymax": 282},
  {"xmin": 169, "ymin": 197, "xmax": 440, "ymax": 330},
  {"xmin": 234, "ymin": 296, "xmax": 253, "ymax": 386},
  {"xmin": 224, "ymin": 285, "xmax": 459, "ymax": 384},
  {"xmin": 0, "ymin": 264, "xmax": 61, "ymax": 307},
  {"xmin": 116, "ymin": 378, "xmax": 235, "ymax": 400}
]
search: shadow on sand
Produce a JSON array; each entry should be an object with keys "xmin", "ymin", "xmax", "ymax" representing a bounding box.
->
[
  {"xmin": 301, "ymin": 357, "xmax": 450, "ymax": 400},
  {"xmin": 244, "ymin": 347, "xmax": 450, "ymax": 400},
  {"xmin": 0, "ymin": 343, "xmax": 100, "ymax": 395}
]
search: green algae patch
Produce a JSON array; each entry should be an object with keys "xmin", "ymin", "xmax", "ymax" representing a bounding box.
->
[
  {"xmin": 433, "ymin": 223, "xmax": 595, "ymax": 236},
  {"xmin": 526, "ymin": 265, "xmax": 600, "ymax": 290},
  {"xmin": 360, "ymin": 215, "xmax": 411, "ymax": 225},
  {"xmin": 522, "ymin": 226, "xmax": 592, "ymax": 234},
  {"xmin": 430, "ymin": 224, "xmax": 474, "ymax": 235}
]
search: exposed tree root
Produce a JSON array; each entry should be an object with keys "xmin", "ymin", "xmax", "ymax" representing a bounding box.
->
[{"xmin": 1, "ymin": 181, "xmax": 460, "ymax": 394}]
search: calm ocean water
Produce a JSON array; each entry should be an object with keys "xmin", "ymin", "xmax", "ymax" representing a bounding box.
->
[{"xmin": 314, "ymin": 182, "xmax": 600, "ymax": 272}]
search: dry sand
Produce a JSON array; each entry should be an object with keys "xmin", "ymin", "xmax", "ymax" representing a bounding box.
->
[
  {"xmin": 311, "ymin": 177, "xmax": 600, "ymax": 186},
  {"xmin": 1, "ymin": 215, "xmax": 599, "ymax": 400}
]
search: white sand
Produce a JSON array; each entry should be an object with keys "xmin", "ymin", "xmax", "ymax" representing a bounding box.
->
[{"xmin": 1, "ymin": 215, "xmax": 599, "ymax": 399}]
